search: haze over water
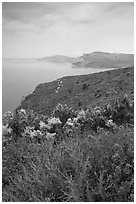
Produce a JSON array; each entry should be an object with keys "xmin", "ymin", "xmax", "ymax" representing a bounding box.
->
[
  {"xmin": 3, "ymin": 59, "xmax": 112, "ymax": 113},
  {"xmin": 2, "ymin": 3, "xmax": 133, "ymax": 113}
]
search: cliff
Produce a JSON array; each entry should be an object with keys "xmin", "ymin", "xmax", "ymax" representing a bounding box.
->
[
  {"xmin": 72, "ymin": 52, "xmax": 134, "ymax": 68},
  {"xmin": 19, "ymin": 66, "xmax": 134, "ymax": 115}
]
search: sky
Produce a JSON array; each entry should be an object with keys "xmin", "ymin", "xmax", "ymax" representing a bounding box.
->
[{"xmin": 2, "ymin": 2, "xmax": 134, "ymax": 58}]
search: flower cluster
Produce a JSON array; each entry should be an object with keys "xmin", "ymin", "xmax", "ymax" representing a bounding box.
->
[
  {"xmin": 106, "ymin": 119, "xmax": 117, "ymax": 129},
  {"xmin": 48, "ymin": 117, "xmax": 62, "ymax": 126},
  {"xmin": 46, "ymin": 132, "xmax": 56, "ymax": 140},
  {"xmin": 2, "ymin": 111, "xmax": 13, "ymax": 125},
  {"xmin": 2, "ymin": 124, "xmax": 12, "ymax": 135},
  {"xmin": 39, "ymin": 121, "xmax": 50, "ymax": 130},
  {"xmin": 2, "ymin": 94, "xmax": 134, "ymax": 202},
  {"xmin": 17, "ymin": 108, "xmax": 27, "ymax": 119},
  {"xmin": 22, "ymin": 126, "xmax": 43, "ymax": 138},
  {"xmin": 93, "ymin": 106, "xmax": 102, "ymax": 115}
]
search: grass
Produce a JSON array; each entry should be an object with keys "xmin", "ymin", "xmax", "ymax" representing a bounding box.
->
[{"xmin": 2, "ymin": 95, "xmax": 134, "ymax": 202}]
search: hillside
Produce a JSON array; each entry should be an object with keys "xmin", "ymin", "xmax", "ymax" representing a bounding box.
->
[
  {"xmin": 37, "ymin": 55, "xmax": 74, "ymax": 63},
  {"xmin": 19, "ymin": 66, "xmax": 134, "ymax": 115},
  {"xmin": 72, "ymin": 52, "xmax": 134, "ymax": 68},
  {"xmin": 3, "ymin": 66, "xmax": 134, "ymax": 202},
  {"xmin": 36, "ymin": 52, "xmax": 134, "ymax": 68}
]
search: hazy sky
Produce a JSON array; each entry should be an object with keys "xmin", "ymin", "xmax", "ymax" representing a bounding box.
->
[{"xmin": 2, "ymin": 2, "xmax": 134, "ymax": 58}]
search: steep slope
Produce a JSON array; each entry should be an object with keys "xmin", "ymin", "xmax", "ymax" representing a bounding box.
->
[
  {"xmin": 36, "ymin": 52, "xmax": 134, "ymax": 68},
  {"xmin": 19, "ymin": 66, "xmax": 134, "ymax": 115},
  {"xmin": 72, "ymin": 52, "xmax": 134, "ymax": 68}
]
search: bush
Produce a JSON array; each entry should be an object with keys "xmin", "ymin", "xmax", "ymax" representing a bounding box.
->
[
  {"xmin": 2, "ymin": 95, "xmax": 134, "ymax": 202},
  {"xmin": 82, "ymin": 83, "xmax": 88, "ymax": 90}
]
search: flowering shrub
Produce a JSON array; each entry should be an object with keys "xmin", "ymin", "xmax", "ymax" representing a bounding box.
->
[
  {"xmin": 105, "ymin": 119, "xmax": 117, "ymax": 130},
  {"xmin": 2, "ymin": 111, "xmax": 13, "ymax": 125},
  {"xmin": 52, "ymin": 103, "xmax": 77, "ymax": 125},
  {"xmin": 46, "ymin": 132, "xmax": 56, "ymax": 140},
  {"xmin": 2, "ymin": 125, "xmax": 12, "ymax": 144},
  {"xmin": 77, "ymin": 109, "xmax": 86, "ymax": 121},
  {"xmin": 48, "ymin": 117, "xmax": 62, "ymax": 126},
  {"xmin": 2, "ymin": 125, "xmax": 12, "ymax": 135},
  {"xmin": 2, "ymin": 94, "xmax": 134, "ymax": 202},
  {"xmin": 102, "ymin": 94, "xmax": 134, "ymax": 126},
  {"xmin": 22, "ymin": 126, "xmax": 43, "ymax": 138},
  {"xmin": 39, "ymin": 120, "xmax": 49, "ymax": 130},
  {"xmin": 66, "ymin": 118, "xmax": 74, "ymax": 127}
]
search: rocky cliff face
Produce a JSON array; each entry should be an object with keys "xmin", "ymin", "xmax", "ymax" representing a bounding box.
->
[
  {"xmin": 37, "ymin": 52, "xmax": 134, "ymax": 68},
  {"xmin": 18, "ymin": 66, "xmax": 134, "ymax": 115},
  {"xmin": 72, "ymin": 52, "xmax": 134, "ymax": 68}
]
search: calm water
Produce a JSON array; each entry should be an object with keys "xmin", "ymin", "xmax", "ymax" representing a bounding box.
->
[{"xmin": 2, "ymin": 59, "xmax": 110, "ymax": 113}]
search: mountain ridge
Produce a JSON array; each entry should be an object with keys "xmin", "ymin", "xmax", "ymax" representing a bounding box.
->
[
  {"xmin": 37, "ymin": 55, "xmax": 74, "ymax": 63},
  {"xmin": 19, "ymin": 66, "xmax": 134, "ymax": 115},
  {"xmin": 72, "ymin": 52, "xmax": 134, "ymax": 68},
  {"xmin": 37, "ymin": 51, "xmax": 134, "ymax": 68}
]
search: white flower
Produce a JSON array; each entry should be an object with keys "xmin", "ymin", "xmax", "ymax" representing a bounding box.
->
[
  {"xmin": 30, "ymin": 131, "xmax": 36, "ymax": 138},
  {"xmin": 73, "ymin": 117, "xmax": 79, "ymax": 124},
  {"xmin": 40, "ymin": 121, "xmax": 51, "ymax": 130},
  {"xmin": 45, "ymin": 124, "xmax": 51, "ymax": 130},
  {"xmin": 22, "ymin": 127, "xmax": 30, "ymax": 136},
  {"xmin": 106, "ymin": 119, "xmax": 113, "ymax": 125},
  {"xmin": 106, "ymin": 119, "xmax": 116, "ymax": 128},
  {"xmin": 3, "ymin": 111, "xmax": 13, "ymax": 118},
  {"xmin": 18, "ymin": 109, "xmax": 27, "ymax": 121},
  {"xmin": 56, "ymin": 103, "xmax": 63, "ymax": 109},
  {"xmin": 22, "ymin": 126, "xmax": 35, "ymax": 137},
  {"xmin": 77, "ymin": 110, "xmax": 86, "ymax": 120},
  {"xmin": 2, "ymin": 125, "xmax": 12, "ymax": 135},
  {"xmin": 19, "ymin": 109, "xmax": 26, "ymax": 115},
  {"xmin": 66, "ymin": 118, "xmax": 74, "ymax": 127},
  {"xmin": 3, "ymin": 111, "xmax": 13, "ymax": 124},
  {"xmin": 29, "ymin": 130, "xmax": 43, "ymax": 138},
  {"xmin": 46, "ymin": 132, "xmax": 56, "ymax": 140},
  {"xmin": 25, "ymin": 126, "xmax": 35, "ymax": 132},
  {"xmin": 36, "ymin": 130, "xmax": 42, "ymax": 134},
  {"xmin": 130, "ymin": 102, "xmax": 134, "ymax": 108},
  {"xmin": 39, "ymin": 121, "xmax": 46, "ymax": 128},
  {"xmin": 93, "ymin": 106, "xmax": 101, "ymax": 115},
  {"xmin": 48, "ymin": 117, "xmax": 61, "ymax": 126},
  {"xmin": 67, "ymin": 118, "xmax": 72, "ymax": 123}
]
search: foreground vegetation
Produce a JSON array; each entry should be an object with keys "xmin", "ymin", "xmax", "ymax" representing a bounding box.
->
[{"xmin": 2, "ymin": 94, "xmax": 134, "ymax": 202}]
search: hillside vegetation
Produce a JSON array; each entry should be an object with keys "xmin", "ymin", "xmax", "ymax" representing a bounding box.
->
[
  {"xmin": 19, "ymin": 66, "xmax": 134, "ymax": 115},
  {"xmin": 3, "ymin": 66, "xmax": 134, "ymax": 202},
  {"xmin": 2, "ymin": 94, "xmax": 134, "ymax": 202},
  {"xmin": 36, "ymin": 52, "xmax": 134, "ymax": 68}
]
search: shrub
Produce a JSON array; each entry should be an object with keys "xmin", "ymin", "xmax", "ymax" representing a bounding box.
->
[
  {"xmin": 82, "ymin": 83, "xmax": 88, "ymax": 90},
  {"xmin": 2, "ymin": 95, "xmax": 134, "ymax": 202},
  {"xmin": 52, "ymin": 103, "xmax": 77, "ymax": 126}
]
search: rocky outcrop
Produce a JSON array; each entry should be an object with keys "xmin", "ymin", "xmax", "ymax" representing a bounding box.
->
[{"xmin": 72, "ymin": 52, "xmax": 134, "ymax": 68}]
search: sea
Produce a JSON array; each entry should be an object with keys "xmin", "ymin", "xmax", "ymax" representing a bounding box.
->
[{"xmin": 2, "ymin": 59, "xmax": 111, "ymax": 113}]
